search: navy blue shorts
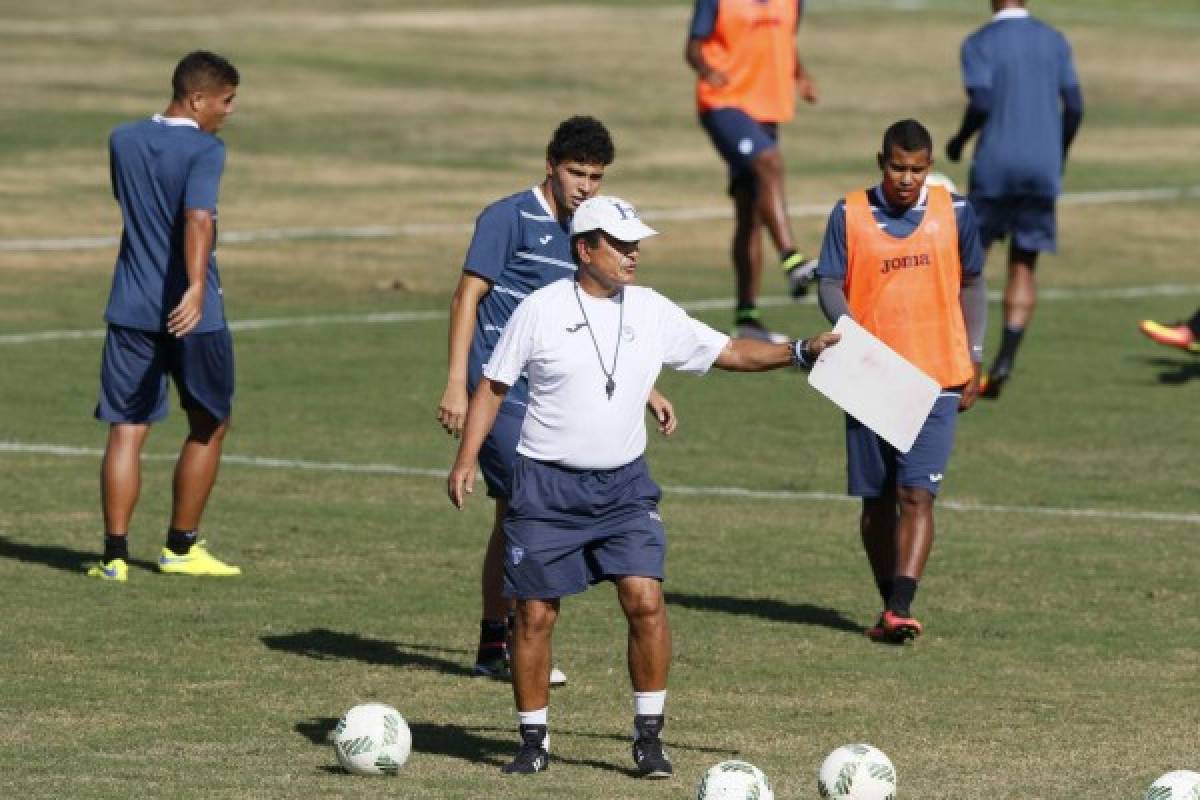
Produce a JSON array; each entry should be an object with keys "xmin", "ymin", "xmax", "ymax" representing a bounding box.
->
[
  {"xmin": 95, "ymin": 325, "xmax": 235, "ymax": 424},
  {"xmin": 479, "ymin": 404, "xmax": 524, "ymax": 499},
  {"xmin": 846, "ymin": 393, "xmax": 960, "ymax": 497},
  {"xmin": 503, "ymin": 455, "xmax": 667, "ymax": 600},
  {"xmin": 699, "ymin": 108, "xmax": 779, "ymax": 195},
  {"xmin": 970, "ymin": 194, "xmax": 1057, "ymax": 253}
]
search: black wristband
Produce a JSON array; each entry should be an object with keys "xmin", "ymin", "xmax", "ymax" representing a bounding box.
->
[{"xmin": 791, "ymin": 338, "xmax": 812, "ymax": 369}]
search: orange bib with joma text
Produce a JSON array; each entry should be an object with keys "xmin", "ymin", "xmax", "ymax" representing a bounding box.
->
[
  {"xmin": 844, "ymin": 186, "xmax": 973, "ymax": 388},
  {"xmin": 696, "ymin": 0, "xmax": 798, "ymax": 123}
]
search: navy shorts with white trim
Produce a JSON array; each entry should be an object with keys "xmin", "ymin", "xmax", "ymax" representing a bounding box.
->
[
  {"xmin": 969, "ymin": 194, "xmax": 1057, "ymax": 253},
  {"xmin": 502, "ymin": 455, "xmax": 666, "ymax": 600},
  {"xmin": 95, "ymin": 324, "xmax": 234, "ymax": 424},
  {"xmin": 699, "ymin": 108, "xmax": 779, "ymax": 195},
  {"xmin": 846, "ymin": 393, "xmax": 960, "ymax": 497}
]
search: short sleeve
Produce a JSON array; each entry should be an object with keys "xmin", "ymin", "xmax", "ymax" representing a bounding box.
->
[
  {"xmin": 955, "ymin": 196, "xmax": 985, "ymax": 276},
  {"xmin": 960, "ymin": 34, "xmax": 991, "ymax": 91},
  {"xmin": 484, "ymin": 295, "xmax": 538, "ymax": 387},
  {"xmin": 463, "ymin": 202, "xmax": 516, "ymax": 284},
  {"xmin": 688, "ymin": 0, "xmax": 719, "ymax": 39},
  {"xmin": 814, "ymin": 202, "xmax": 848, "ymax": 282},
  {"xmin": 185, "ymin": 141, "xmax": 225, "ymax": 212},
  {"xmin": 657, "ymin": 295, "xmax": 730, "ymax": 375}
]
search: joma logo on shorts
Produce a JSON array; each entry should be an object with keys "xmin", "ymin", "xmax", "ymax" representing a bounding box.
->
[{"xmin": 881, "ymin": 253, "xmax": 931, "ymax": 273}]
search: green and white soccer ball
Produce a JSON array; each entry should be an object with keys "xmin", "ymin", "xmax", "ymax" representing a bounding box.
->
[
  {"xmin": 333, "ymin": 702, "xmax": 411, "ymax": 776},
  {"xmin": 696, "ymin": 759, "xmax": 775, "ymax": 800},
  {"xmin": 1146, "ymin": 770, "xmax": 1200, "ymax": 800},
  {"xmin": 924, "ymin": 171, "xmax": 959, "ymax": 195},
  {"xmin": 818, "ymin": 744, "xmax": 897, "ymax": 800}
]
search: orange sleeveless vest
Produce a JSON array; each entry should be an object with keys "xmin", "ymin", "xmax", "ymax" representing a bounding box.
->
[
  {"xmin": 844, "ymin": 186, "xmax": 973, "ymax": 388},
  {"xmin": 696, "ymin": 0, "xmax": 798, "ymax": 123}
]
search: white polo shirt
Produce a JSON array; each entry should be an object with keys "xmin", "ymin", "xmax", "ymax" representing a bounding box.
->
[{"xmin": 485, "ymin": 278, "xmax": 730, "ymax": 469}]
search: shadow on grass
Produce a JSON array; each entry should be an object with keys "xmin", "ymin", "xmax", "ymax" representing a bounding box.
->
[
  {"xmin": 666, "ymin": 591, "xmax": 864, "ymax": 634},
  {"xmin": 0, "ymin": 533, "xmax": 158, "ymax": 574},
  {"xmin": 296, "ymin": 717, "xmax": 730, "ymax": 775},
  {"xmin": 1143, "ymin": 355, "xmax": 1200, "ymax": 384},
  {"xmin": 261, "ymin": 628, "xmax": 474, "ymax": 676}
]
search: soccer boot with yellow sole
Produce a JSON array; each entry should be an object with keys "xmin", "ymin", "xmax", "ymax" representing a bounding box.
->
[
  {"xmin": 86, "ymin": 558, "xmax": 128, "ymax": 582},
  {"xmin": 157, "ymin": 541, "xmax": 241, "ymax": 576}
]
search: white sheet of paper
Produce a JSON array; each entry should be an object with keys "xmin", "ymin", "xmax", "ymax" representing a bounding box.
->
[{"xmin": 807, "ymin": 315, "xmax": 941, "ymax": 453}]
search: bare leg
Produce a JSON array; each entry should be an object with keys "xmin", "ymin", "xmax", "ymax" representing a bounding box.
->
[
  {"xmin": 481, "ymin": 499, "xmax": 511, "ymax": 621},
  {"xmin": 860, "ymin": 493, "xmax": 898, "ymax": 594},
  {"xmin": 1003, "ymin": 244, "xmax": 1039, "ymax": 331},
  {"xmin": 749, "ymin": 147, "xmax": 796, "ymax": 257},
  {"xmin": 169, "ymin": 407, "xmax": 228, "ymax": 531},
  {"xmin": 616, "ymin": 576, "xmax": 671, "ymax": 692},
  {"xmin": 895, "ymin": 487, "xmax": 935, "ymax": 579},
  {"xmin": 732, "ymin": 183, "xmax": 764, "ymax": 310},
  {"xmin": 101, "ymin": 423, "xmax": 152, "ymax": 534},
  {"xmin": 511, "ymin": 598, "xmax": 558, "ymax": 711}
]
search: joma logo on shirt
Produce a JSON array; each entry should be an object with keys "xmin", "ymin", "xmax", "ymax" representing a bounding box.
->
[{"xmin": 881, "ymin": 253, "xmax": 931, "ymax": 273}]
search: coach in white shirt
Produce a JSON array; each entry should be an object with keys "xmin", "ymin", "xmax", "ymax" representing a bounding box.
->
[{"xmin": 447, "ymin": 195, "xmax": 838, "ymax": 779}]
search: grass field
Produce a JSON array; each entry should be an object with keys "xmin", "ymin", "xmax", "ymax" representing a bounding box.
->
[{"xmin": 1, "ymin": 1, "xmax": 1198, "ymax": 798}]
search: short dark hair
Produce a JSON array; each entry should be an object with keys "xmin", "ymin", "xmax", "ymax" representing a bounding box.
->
[
  {"xmin": 881, "ymin": 118, "xmax": 933, "ymax": 158},
  {"xmin": 172, "ymin": 51, "xmax": 240, "ymax": 100},
  {"xmin": 546, "ymin": 116, "xmax": 614, "ymax": 166},
  {"xmin": 569, "ymin": 230, "xmax": 603, "ymax": 265}
]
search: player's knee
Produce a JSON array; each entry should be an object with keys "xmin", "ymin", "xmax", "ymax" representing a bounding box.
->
[
  {"xmin": 515, "ymin": 600, "xmax": 558, "ymax": 638},
  {"xmin": 750, "ymin": 148, "xmax": 784, "ymax": 177},
  {"xmin": 620, "ymin": 582, "xmax": 665, "ymax": 623},
  {"xmin": 896, "ymin": 486, "xmax": 934, "ymax": 510}
]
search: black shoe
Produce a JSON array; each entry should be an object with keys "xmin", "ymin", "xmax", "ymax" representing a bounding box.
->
[
  {"xmin": 632, "ymin": 715, "xmax": 673, "ymax": 779},
  {"xmin": 979, "ymin": 361, "xmax": 1011, "ymax": 399},
  {"xmin": 502, "ymin": 724, "xmax": 549, "ymax": 775},
  {"xmin": 472, "ymin": 640, "xmax": 510, "ymax": 680}
]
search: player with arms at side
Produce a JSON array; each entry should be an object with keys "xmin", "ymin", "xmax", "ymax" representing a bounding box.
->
[
  {"xmin": 815, "ymin": 120, "xmax": 987, "ymax": 642},
  {"xmin": 88, "ymin": 51, "xmax": 242, "ymax": 582},
  {"xmin": 436, "ymin": 117, "xmax": 676, "ymax": 686},
  {"xmin": 685, "ymin": 0, "xmax": 821, "ymax": 343},
  {"xmin": 945, "ymin": 0, "xmax": 1083, "ymax": 397},
  {"xmin": 448, "ymin": 195, "xmax": 838, "ymax": 777}
]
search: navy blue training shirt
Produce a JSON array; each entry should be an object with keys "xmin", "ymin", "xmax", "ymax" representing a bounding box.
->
[
  {"xmin": 960, "ymin": 10, "xmax": 1081, "ymax": 198},
  {"xmin": 463, "ymin": 186, "xmax": 575, "ymax": 412},
  {"xmin": 104, "ymin": 116, "xmax": 227, "ymax": 334}
]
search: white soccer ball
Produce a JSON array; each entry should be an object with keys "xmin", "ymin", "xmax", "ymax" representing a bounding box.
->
[
  {"xmin": 332, "ymin": 703, "xmax": 412, "ymax": 776},
  {"xmin": 1146, "ymin": 770, "xmax": 1200, "ymax": 800},
  {"xmin": 924, "ymin": 171, "xmax": 958, "ymax": 195},
  {"xmin": 696, "ymin": 759, "xmax": 775, "ymax": 800},
  {"xmin": 818, "ymin": 744, "xmax": 897, "ymax": 800}
]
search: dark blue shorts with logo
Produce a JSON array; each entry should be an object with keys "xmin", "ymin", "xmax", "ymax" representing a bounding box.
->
[
  {"xmin": 699, "ymin": 107, "xmax": 779, "ymax": 195},
  {"xmin": 846, "ymin": 393, "xmax": 960, "ymax": 497},
  {"xmin": 969, "ymin": 194, "xmax": 1057, "ymax": 253},
  {"xmin": 95, "ymin": 324, "xmax": 234, "ymax": 424},
  {"xmin": 502, "ymin": 454, "xmax": 667, "ymax": 600}
]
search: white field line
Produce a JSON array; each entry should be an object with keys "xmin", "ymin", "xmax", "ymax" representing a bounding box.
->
[
  {"xmin": 2, "ymin": 283, "xmax": 1198, "ymax": 346},
  {"xmin": 3, "ymin": 185, "xmax": 1199, "ymax": 254},
  {"xmin": 2, "ymin": 441, "xmax": 1197, "ymax": 526}
]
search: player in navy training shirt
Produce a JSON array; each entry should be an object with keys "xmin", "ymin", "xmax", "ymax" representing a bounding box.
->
[
  {"xmin": 436, "ymin": 118, "xmax": 676, "ymax": 684},
  {"xmin": 88, "ymin": 52, "xmax": 242, "ymax": 582},
  {"xmin": 946, "ymin": 0, "xmax": 1083, "ymax": 398}
]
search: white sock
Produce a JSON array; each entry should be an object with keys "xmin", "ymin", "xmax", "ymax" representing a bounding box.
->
[
  {"xmin": 633, "ymin": 690, "xmax": 667, "ymax": 738},
  {"xmin": 517, "ymin": 707, "xmax": 549, "ymax": 751}
]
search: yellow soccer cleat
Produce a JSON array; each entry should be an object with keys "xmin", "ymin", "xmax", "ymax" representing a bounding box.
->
[
  {"xmin": 87, "ymin": 558, "xmax": 129, "ymax": 582},
  {"xmin": 157, "ymin": 541, "xmax": 241, "ymax": 576}
]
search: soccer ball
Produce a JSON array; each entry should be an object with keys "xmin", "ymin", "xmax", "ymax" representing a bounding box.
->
[
  {"xmin": 332, "ymin": 703, "xmax": 411, "ymax": 775},
  {"xmin": 924, "ymin": 171, "xmax": 958, "ymax": 195},
  {"xmin": 696, "ymin": 760, "xmax": 775, "ymax": 800},
  {"xmin": 1146, "ymin": 771, "xmax": 1200, "ymax": 800},
  {"xmin": 817, "ymin": 744, "xmax": 897, "ymax": 800}
]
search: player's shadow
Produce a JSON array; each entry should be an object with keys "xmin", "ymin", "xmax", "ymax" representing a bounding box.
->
[
  {"xmin": 0, "ymin": 533, "xmax": 158, "ymax": 574},
  {"xmin": 666, "ymin": 591, "xmax": 864, "ymax": 634},
  {"xmin": 297, "ymin": 718, "xmax": 729, "ymax": 776},
  {"xmin": 260, "ymin": 628, "xmax": 474, "ymax": 676},
  {"xmin": 1143, "ymin": 355, "xmax": 1200, "ymax": 384}
]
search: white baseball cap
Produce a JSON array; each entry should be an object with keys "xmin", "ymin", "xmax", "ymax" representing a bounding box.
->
[{"xmin": 570, "ymin": 196, "xmax": 659, "ymax": 242}]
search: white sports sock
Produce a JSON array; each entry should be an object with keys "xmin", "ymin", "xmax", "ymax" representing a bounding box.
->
[
  {"xmin": 517, "ymin": 707, "xmax": 549, "ymax": 751},
  {"xmin": 633, "ymin": 690, "xmax": 667, "ymax": 725}
]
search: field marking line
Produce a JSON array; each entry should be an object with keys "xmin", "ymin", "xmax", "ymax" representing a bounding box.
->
[
  {"xmin": 2, "ymin": 283, "xmax": 1198, "ymax": 346},
  {"xmin": 3, "ymin": 185, "xmax": 1199, "ymax": 254},
  {"xmin": 2, "ymin": 440, "xmax": 1197, "ymax": 526}
]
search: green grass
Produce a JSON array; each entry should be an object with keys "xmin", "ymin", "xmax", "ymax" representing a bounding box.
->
[{"xmin": 1, "ymin": 2, "xmax": 1199, "ymax": 799}]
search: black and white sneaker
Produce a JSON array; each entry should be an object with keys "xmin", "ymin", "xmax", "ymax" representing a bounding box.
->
[
  {"xmin": 632, "ymin": 715, "xmax": 673, "ymax": 779},
  {"xmin": 783, "ymin": 253, "xmax": 819, "ymax": 299},
  {"xmin": 502, "ymin": 724, "xmax": 550, "ymax": 775}
]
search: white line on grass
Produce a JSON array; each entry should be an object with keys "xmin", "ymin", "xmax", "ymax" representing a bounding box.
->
[
  {"xmin": 3, "ymin": 185, "xmax": 1199, "ymax": 254},
  {"xmin": 3, "ymin": 284, "xmax": 1198, "ymax": 346},
  {"xmin": 2, "ymin": 440, "xmax": 1197, "ymax": 526}
]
